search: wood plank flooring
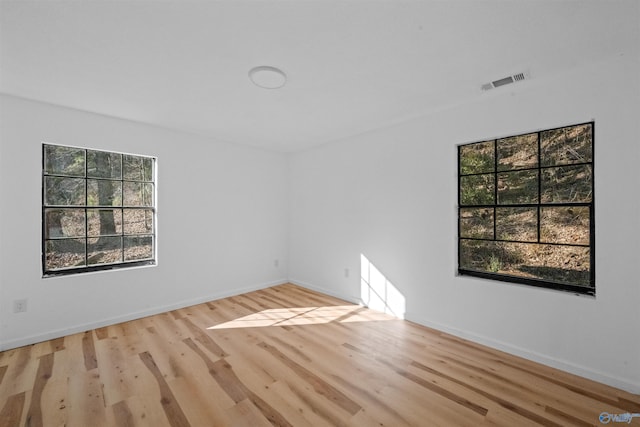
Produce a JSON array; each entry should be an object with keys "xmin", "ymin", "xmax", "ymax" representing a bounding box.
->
[{"xmin": 1, "ymin": 283, "xmax": 638, "ymax": 426}]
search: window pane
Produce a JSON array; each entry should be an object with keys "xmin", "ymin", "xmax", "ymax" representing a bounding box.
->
[
  {"xmin": 496, "ymin": 207, "xmax": 537, "ymax": 242},
  {"xmin": 540, "ymin": 206, "xmax": 590, "ymax": 245},
  {"xmin": 460, "ymin": 240, "xmax": 501, "ymax": 273},
  {"xmin": 87, "ymin": 150, "xmax": 122, "ymax": 179},
  {"xmin": 497, "ymin": 170, "xmax": 538, "ymax": 204},
  {"xmin": 462, "ymin": 241, "xmax": 591, "ymax": 287},
  {"xmin": 459, "ymin": 141, "xmax": 494, "ymax": 175},
  {"xmin": 541, "ymin": 123, "xmax": 592, "ymax": 167},
  {"xmin": 123, "ymin": 155, "xmax": 145, "ymax": 181},
  {"xmin": 44, "ymin": 145, "xmax": 85, "ymax": 177},
  {"xmin": 124, "ymin": 235, "xmax": 153, "ymax": 261},
  {"xmin": 459, "ymin": 208, "xmax": 493, "ymax": 239},
  {"xmin": 123, "ymin": 209, "xmax": 154, "ymax": 234},
  {"xmin": 87, "ymin": 209, "xmax": 123, "ymax": 237},
  {"xmin": 87, "ymin": 179, "xmax": 122, "ymax": 206},
  {"xmin": 45, "ymin": 209, "xmax": 85, "ymax": 238},
  {"xmin": 508, "ymin": 244, "xmax": 591, "ymax": 287},
  {"xmin": 45, "ymin": 177, "xmax": 85, "ymax": 206},
  {"xmin": 87, "ymin": 236, "xmax": 123, "ymax": 265},
  {"xmin": 541, "ymin": 164, "xmax": 592, "ymax": 203},
  {"xmin": 143, "ymin": 183, "xmax": 153, "ymax": 206},
  {"xmin": 143, "ymin": 157, "xmax": 154, "ymax": 182},
  {"xmin": 497, "ymin": 133, "xmax": 537, "ymax": 171},
  {"xmin": 45, "ymin": 239, "xmax": 86, "ymax": 270},
  {"xmin": 123, "ymin": 182, "xmax": 153, "ymax": 206},
  {"xmin": 460, "ymin": 174, "xmax": 494, "ymax": 205}
]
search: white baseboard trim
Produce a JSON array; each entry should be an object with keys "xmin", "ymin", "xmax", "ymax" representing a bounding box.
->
[
  {"xmin": 289, "ymin": 279, "xmax": 640, "ymax": 395},
  {"xmin": 0, "ymin": 279, "xmax": 286, "ymax": 352}
]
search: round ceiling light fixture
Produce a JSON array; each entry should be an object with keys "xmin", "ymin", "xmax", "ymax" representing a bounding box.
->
[{"xmin": 248, "ymin": 66, "xmax": 287, "ymax": 89}]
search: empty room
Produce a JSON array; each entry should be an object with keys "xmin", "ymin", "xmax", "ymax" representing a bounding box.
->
[{"xmin": 1, "ymin": 1, "xmax": 639, "ymax": 426}]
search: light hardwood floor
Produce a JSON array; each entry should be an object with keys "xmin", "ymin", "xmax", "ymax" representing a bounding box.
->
[{"xmin": 1, "ymin": 283, "xmax": 638, "ymax": 426}]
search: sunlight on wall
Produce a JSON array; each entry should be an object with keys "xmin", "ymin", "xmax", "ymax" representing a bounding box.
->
[{"xmin": 360, "ymin": 254, "xmax": 406, "ymax": 319}]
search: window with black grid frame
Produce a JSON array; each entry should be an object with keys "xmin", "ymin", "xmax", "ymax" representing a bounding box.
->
[
  {"xmin": 457, "ymin": 122, "xmax": 594, "ymax": 295},
  {"xmin": 42, "ymin": 144, "xmax": 156, "ymax": 276}
]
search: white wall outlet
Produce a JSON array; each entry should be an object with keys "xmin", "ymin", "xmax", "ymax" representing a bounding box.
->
[
  {"xmin": 13, "ymin": 299, "xmax": 28, "ymax": 313},
  {"xmin": 274, "ymin": 259, "xmax": 279, "ymax": 268},
  {"xmin": 344, "ymin": 268, "xmax": 350, "ymax": 278}
]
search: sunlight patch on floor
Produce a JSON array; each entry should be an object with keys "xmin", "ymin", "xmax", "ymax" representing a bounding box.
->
[{"xmin": 207, "ymin": 305, "xmax": 393, "ymax": 329}]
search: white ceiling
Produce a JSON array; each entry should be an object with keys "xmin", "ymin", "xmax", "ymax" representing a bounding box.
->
[{"xmin": 1, "ymin": 1, "xmax": 636, "ymax": 152}]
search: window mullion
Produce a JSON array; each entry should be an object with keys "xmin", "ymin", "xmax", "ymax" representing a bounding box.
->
[
  {"xmin": 537, "ymin": 131, "xmax": 542, "ymax": 243},
  {"xmin": 84, "ymin": 149, "xmax": 89, "ymax": 267},
  {"xmin": 493, "ymin": 140, "xmax": 498, "ymax": 240},
  {"xmin": 121, "ymin": 174, "xmax": 125, "ymax": 263}
]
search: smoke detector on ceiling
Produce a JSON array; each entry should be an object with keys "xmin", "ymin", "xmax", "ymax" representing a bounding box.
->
[{"xmin": 481, "ymin": 71, "xmax": 530, "ymax": 91}]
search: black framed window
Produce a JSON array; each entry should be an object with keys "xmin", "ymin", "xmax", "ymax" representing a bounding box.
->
[
  {"xmin": 458, "ymin": 122, "xmax": 594, "ymax": 295},
  {"xmin": 43, "ymin": 144, "xmax": 156, "ymax": 276}
]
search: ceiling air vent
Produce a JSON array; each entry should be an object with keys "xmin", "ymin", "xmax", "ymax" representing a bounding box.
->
[{"xmin": 481, "ymin": 71, "xmax": 529, "ymax": 91}]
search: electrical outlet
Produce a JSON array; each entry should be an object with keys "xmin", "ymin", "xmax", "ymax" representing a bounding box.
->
[
  {"xmin": 13, "ymin": 299, "xmax": 28, "ymax": 313},
  {"xmin": 274, "ymin": 259, "xmax": 279, "ymax": 268},
  {"xmin": 344, "ymin": 268, "xmax": 350, "ymax": 278}
]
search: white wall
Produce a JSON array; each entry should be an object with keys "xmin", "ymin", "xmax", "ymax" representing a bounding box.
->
[
  {"xmin": 0, "ymin": 95, "xmax": 288, "ymax": 350},
  {"xmin": 288, "ymin": 51, "xmax": 640, "ymax": 393}
]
